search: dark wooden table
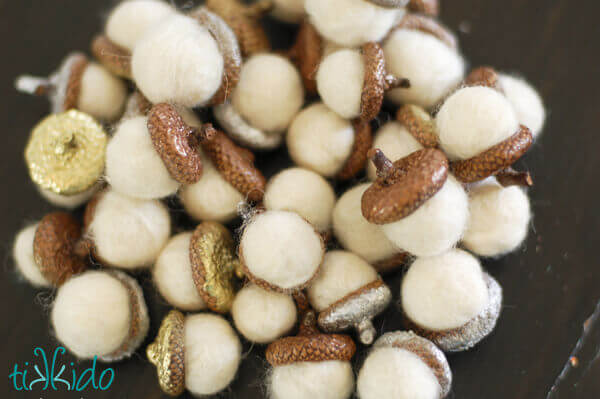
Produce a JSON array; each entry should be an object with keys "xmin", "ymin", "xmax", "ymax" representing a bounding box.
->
[{"xmin": 1, "ymin": 1, "xmax": 599, "ymax": 398}]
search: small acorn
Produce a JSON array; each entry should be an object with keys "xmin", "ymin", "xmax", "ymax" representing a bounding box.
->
[
  {"xmin": 307, "ymin": 251, "xmax": 392, "ymax": 345},
  {"xmin": 357, "ymin": 331, "xmax": 452, "ymax": 399},
  {"xmin": 147, "ymin": 310, "xmax": 242, "ymax": 397},
  {"xmin": 16, "ymin": 53, "xmax": 127, "ymax": 122},
  {"xmin": 400, "ymin": 249, "xmax": 503, "ymax": 352}
]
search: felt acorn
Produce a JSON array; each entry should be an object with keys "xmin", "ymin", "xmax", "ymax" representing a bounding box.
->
[
  {"xmin": 362, "ymin": 148, "xmax": 469, "ymax": 257},
  {"xmin": 24, "ymin": 110, "xmax": 107, "ymax": 209},
  {"xmin": 400, "ymin": 249, "xmax": 503, "ymax": 352},
  {"xmin": 287, "ymin": 103, "xmax": 373, "ymax": 180},
  {"xmin": 357, "ymin": 331, "xmax": 452, "ymax": 399},
  {"xmin": 213, "ymin": 53, "xmax": 304, "ymax": 150},
  {"xmin": 51, "ymin": 270, "xmax": 150, "ymax": 362},
  {"xmin": 316, "ymin": 42, "xmax": 410, "ymax": 122},
  {"xmin": 307, "ymin": 251, "xmax": 392, "ymax": 345},
  {"xmin": 266, "ymin": 294, "xmax": 357, "ymax": 399},
  {"xmin": 147, "ymin": 310, "xmax": 242, "ymax": 397},
  {"xmin": 15, "ymin": 53, "xmax": 127, "ymax": 122}
]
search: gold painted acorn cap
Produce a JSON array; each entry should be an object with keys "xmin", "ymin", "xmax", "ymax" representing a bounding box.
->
[{"xmin": 25, "ymin": 110, "xmax": 107, "ymax": 196}]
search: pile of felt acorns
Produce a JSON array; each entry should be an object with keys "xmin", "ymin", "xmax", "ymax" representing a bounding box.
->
[{"xmin": 12, "ymin": 0, "xmax": 545, "ymax": 398}]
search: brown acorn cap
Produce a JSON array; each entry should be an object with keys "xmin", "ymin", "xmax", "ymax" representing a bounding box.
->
[
  {"xmin": 33, "ymin": 212, "xmax": 88, "ymax": 286},
  {"xmin": 362, "ymin": 148, "xmax": 449, "ymax": 224},
  {"xmin": 288, "ymin": 21, "xmax": 323, "ymax": 95},
  {"xmin": 374, "ymin": 331, "xmax": 452, "ymax": 398},
  {"xmin": 318, "ymin": 279, "xmax": 392, "ymax": 345},
  {"xmin": 337, "ymin": 121, "xmax": 373, "ymax": 180},
  {"xmin": 200, "ymin": 124, "xmax": 266, "ymax": 202},
  {"xmin": 394, "ymin": 14, "xmax": 457, "ymax": 49},
  {"xmin": 147, "ymin": 103, "xmax": 214, "ymax": 185},
  {"xmin": 373, "ymin": 251, "xmax": 411, "ymax": 273},
  {"xmin": 90, "ymin": 35, "xmax": 132, "ymax": 79},
  {"xmin": 465, "ymin": 66, "xmax": 501, "ymax": 90},
  {"xmin": 450, "ymin": 125, "xmax": 533, "ymax": 183},
  {"xmin": 359, "ymin": 42, "xmax": 410, "ymax": 124},
  {"xmin": 396, "ymin": 104, "xmax": 439, "ymax": 148},
  {"xmin": 408, "ymin": 0, "xmax": 439, "ymax": 16},
  {"xmin": 205, "ymin": 0, "xmax": 272, "ymax": 57},
  {"xmin": 189, "ymin": 222, "xmax": 240, "ymax": 314},
  {"xmin": 190, "ymin": 7, "xmax": 242, "ymax": 106},
  {"xmin": 402, "ymin": 273, "xmax": 502, "ymax": 353},
  {"xmin": 495, "ymin": 167, "xmax": 533, "ymax": 188},
  {"xmin": 147, "ymin": 310, "xmax": 186, "ymax": 396},
  {"xmin": 366, "ymin": 0, "xmax": 409, "ymax": 8}
]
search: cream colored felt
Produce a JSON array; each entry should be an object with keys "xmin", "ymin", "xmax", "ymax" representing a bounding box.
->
[
  {"xmin": 77, "ymin": 63, "xmax": 127, "ymax": 122},
  {"xmin": 499, "ymin": 74, "xmax": 546, "ymax": 138},
  {"xmin": 269, "ymin": 361, "xmax": 354, "ymax": 399},
  {"xmin": 13, "ymin": 223, "xmax": 51, "ymax": 287},
  {"xmin": 38, "ymin": 183, "xmax": 101, "ymax": 209}
]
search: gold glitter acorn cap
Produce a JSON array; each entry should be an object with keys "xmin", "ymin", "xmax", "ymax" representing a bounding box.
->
[
  {"xmin": 25, "ymin": 110, "xmax": 107, "ymax": 196},
  {"xmin": 147, "ymin": 310, "xmax": 186, "ymax": 397}
]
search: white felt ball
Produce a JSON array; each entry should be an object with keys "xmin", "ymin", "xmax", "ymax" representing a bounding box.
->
[
  {"xmin": 184, "ymin": 313, "xmax": 242, "ymax": 396},
  {"xmin": 308, "ymin": 251, "xmax": 379, "ymax": 312},
  {"xmin": 231, "ymin": 284, "xmax": 297, "ymax": 344},
  {"xmin": 462, "ymin": 179, "xmax": 531, "ymax": 257},
  {"xmin": 381, "ymin": 175, "xmax": 469, "ymax": 257},
  {"xmin": 105, "ymin": 0, "xmax": 176, "ymax": 52},
  {"xmin": 305, "ymin": 0, "xmax": 403, "ymax": 47},
  {"xmin": 287, "ymin": 103, "xmax": 355, "ymax": 178},
  {"xmin": 77, "ymin": 63, "xmax": 127, "ymax": 122},
  {"xmin": 271, "ymin": 0, "xmax": 306, "ymax": 23},
  {"xmin": 132, "ymin": 14, "xmax": 224, "ymax": 107},
  {"xmin": 357, "ymin": 346, "xmax": 440, "ymax": 399},
  {"xmin": 332, "ymin": 184, "xmax": 399, "ymax": 265},
  {"xmin": 499, "ymin": 74, "xmax": 546, "ymax": 138},
  {"xmin": 106, "ymin": 116, "xmax": 180, "ymax": 199},
  {"xmin": 384, "ymin": 29, "xmax": 465, "ymax": 109},
  {"xmin": 270, "ymin": 361, "xmax": 354, "ymax": 399},
  {"xmin": 153, "ymin": 233, "xmax": 207, "ymax": 311},
  {"xmin": 435, "ymin": 86, "xmax": 519, "ymax": 160},
  {"xmin": 241, "ymin": 210, "xmax": 324, "ymax": 291},
  {"xmin": 87, "ymin": 190, "xmax": 171, "ymax": 269},
  {"xmin": 38, "ymin": 183, "xmax": 101, "ymax": 209},
  {"xmin": 401, "ymin": 249, "xmax": 489, "ymax": 331},
  {"xmin": 264, "ymin": 167, "xmax": 336, "ymax": 233},
  {"xmin": 13, "ymin": 224, "xmax": 51, "ymax": 287},
  {"xmin": 367, "ymin": 122, "xmax": 424, "ymax": 181},
  {"xmin": 316, "ymin": 49, "xmax": 364, "ymax": 119},
  {"xmin": 232, "ymin": 54, "xmax": 304, "ymax": 133}
]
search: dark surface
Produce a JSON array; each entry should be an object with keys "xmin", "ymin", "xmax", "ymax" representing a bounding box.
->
[{"xmin": 1, "ymin": 1, "xmax": 599, "ymax": 398}]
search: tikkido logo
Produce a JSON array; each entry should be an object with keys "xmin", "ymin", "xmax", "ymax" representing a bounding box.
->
[{"xmin": 8, "ymin": 347, "xmax": 115, "ymax": 392}]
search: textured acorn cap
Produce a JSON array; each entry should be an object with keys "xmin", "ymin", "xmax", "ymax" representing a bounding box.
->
[
  {"xmin": 397, "ymin": 104, "xmax": 439, "ymax": 148},
  {"xmin": 408, "ymin": 0, "xmax": 439, "ymax": 16},
  {"xmin": 288, "ymin": 21, "xmax": 322, "ymax": 95},
  {"xmin": 337, "ymin": 121, "xmax": 373, "ymax": 180},
  {"xmin": 394, "ymin": 13, "xmax": 457, "ymax": 49},
  {"xmin": 465, "ymin": 66, "xmax": 501, "ymax": 90},
  {"xmin": 91, "ymin": 35, "xmax": 132, "ymax": 79},
  {"xmin": 189, "ymin": 222, "xmax": 240, "ymax": 314},
  {"xmin": 362, "ymin": 148, "xmax": 449, "ymax": 224},
  {"xmin": 147, "ymin": 310, "xmax": 186, "ymax": 396}
]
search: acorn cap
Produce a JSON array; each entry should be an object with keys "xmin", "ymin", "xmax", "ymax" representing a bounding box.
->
[
  {"xmin": 205, "ymin": 0, "xmax": 272, "ymax": 57},
  {"xmin": 25, "ymin": 110, "xmax": 107, "ymax": 196},
  {"xmin": 190, "ymin": 7, "xmax": 242, "ymax": 106},
  {"xmin": 90, "ymin": 35, "xmax": 132, "ymax": 79},
  {"xmin": 374, "ymin": 331, "xmax": 452, "ymax": 398},
  {"xmin": 200, "ymin": 124, "xmax": 266, "ymax": 202},
  {"xmin": 450, "ymin": 125, "xmax": 533, "ymax": 183},
  {"xmin": 189, "ymin": 221, "xmax": 240, "ymax": 314},
  {"xmin": 337, "ymin": 121, "xmax": 373, "ymax": 180},
  {"xmin": 408, "ymin": 0, "xmax": 439, "ymax": 16},
  {"xmin": 288, "ymin": 21, "xmax": 323, "ymax": 95},
  {"xmin": 147, "ymin": 310, "xmax": 186, "ymax": 397},
  {"xmin": 394, "ymin": 14, "xmax": 457, "ymax": 49},
  {"xmin": 465, "ymin": 66, "xmax": 501, "ymax": 90},
  {"xmin": 403, "ymin": 273, "xmax": 503, "ymax": 353},
  {"xmin": 373, "ymin": 251, "xmax": 411, "ymax": 274},
  {"xmin": 318, "ymin": 279, "xmax": 392, "ymax": 345},
  {"xmin": 396, "ymin": 104, "xmax": 439, "ymax": 148},
  {"xmin": 495, "ymin": 167, "xmax": 533, "ymax": 188},
  {"xmin": 366, "ymin": 0, "xmax": 409, "ymax": 8},
  {"xmin": 362, "ymin": 148, "xmax": 449, "ymax": 224}
]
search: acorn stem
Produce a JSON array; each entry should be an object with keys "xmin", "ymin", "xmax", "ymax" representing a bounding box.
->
[
  {"xmin": 195, "ymin": 123, "xmax": 218, "ymax": 143},
  {"xmin": 15, "ymin": 75, "xmax": 53, "ymax": 96},
  {"xmin": 496, "ymin": 168, "xmax": 533, "ymax": 187},
  {"xmin": 384, "ymin": 74, "xmax": 411, "ymax": 90},
  {"xmin": 356, "ymin": 319, "xmax": 376, "ymax": 345},
  {"xmin": 368, "ymin": 148, "xmax": 394, "ymax": 180},
  {"xmin": 293, "ymin": 292, "xmax": 320, "ymax": 336}
]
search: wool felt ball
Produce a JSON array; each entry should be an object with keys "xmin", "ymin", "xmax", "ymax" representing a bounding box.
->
[
  {"xmin": 38, "ymin": 184, "xmax": 101, "ymax": 209},
  {"xmin": 51, "ymin": 270, "xmax": 149, "ymax": 361},
  {"xmin": 232, "ymin": 284, "xmax": 297, "ymax": 344},
  {"xmin": 305, "ymin": 0, "xmax": 404, "ymax": 47},
  {"xmin": 367, "ymin": 121, "xmax": 424, "ymax": 180},
  {"xmin": 77, "ymin": 63, "xmax": 128, "ymax": 122},
  {"xmin": 240, "ymin": 210, "xmax": 324, "ymax": 293},
  {"xmin": 435, "ymin": 86, "xmax": 520, "ymax": 160},
  {"xmin": 269, "ymin": 361, "xmax": 355, "ymax": 399},
  {"xmin": 271, "ymin": 0, "xmax": 306, "ymax": 23},
  {"xmin": 384, "ymin": 29, "xmax": 465, "ymax": 109},
  {"xmin": 87, "ymin": 190, "xmax": 171, "ymax": 269},
  {"xmin": 499, "ymin": 74, "xmax": 546, "ymax": 138},
  {"xmin": 105, "ymin": 116, "xmax": 180, "ymax": 200},
  {"xmin": 105, "ymin": 0, "xmax": 176, "ymax": 52},
  {"xmin": 462, "ymin": 178, "xmax": 531, "ymax": 257},
  {"xmin": 153, "ymin": 232, "xmax": 207, "ymax": 311},
  {"xmin": 287, "ymin": 103, "xmax": 355, "ymax": 178},
  {"xmin": 132, "ymin": 14, "xmax": 224, "ymax": 107},
  {"xmin": 13, "ymin": 223, "xmax": 51, "ymax": 288},
  {"xmin": 264, "ymin": 167, "xmax": 336, "ymax": 233}
]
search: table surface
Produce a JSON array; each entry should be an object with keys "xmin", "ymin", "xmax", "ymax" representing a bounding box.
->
[{"xmin": 1, "ymin": 1, "xmax": 599, "ymax": 398}]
